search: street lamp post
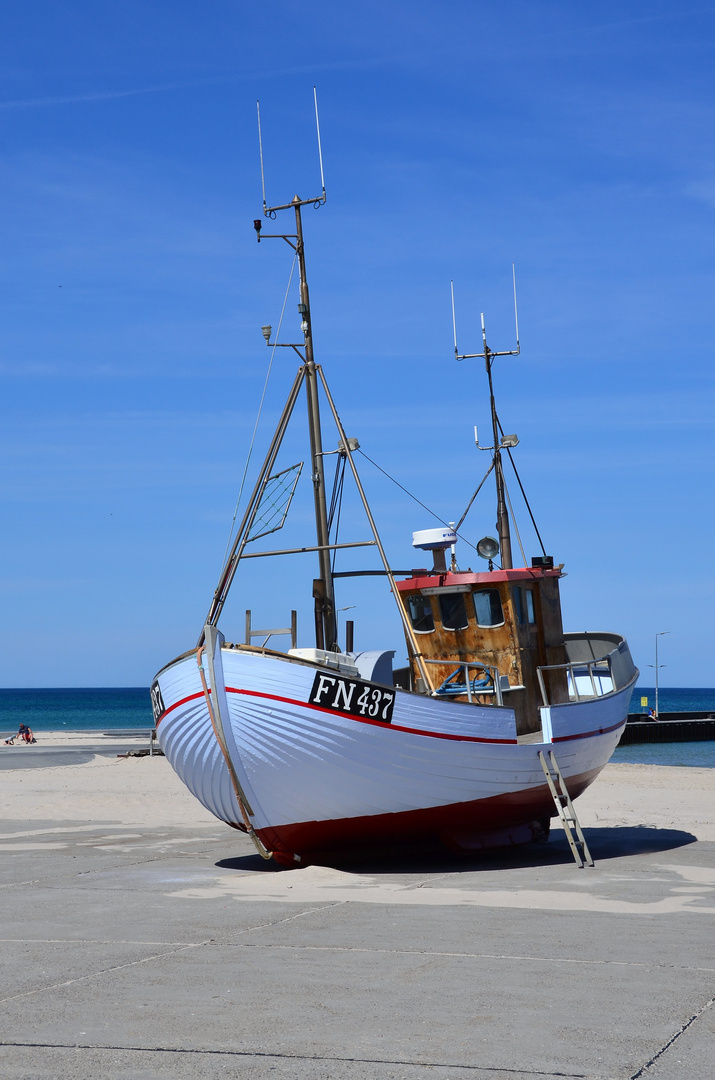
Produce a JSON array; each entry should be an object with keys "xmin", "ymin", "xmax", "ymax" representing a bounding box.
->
[{"xmin": 648, "ymin": 631, "xmax": 670, "ymax": 719}]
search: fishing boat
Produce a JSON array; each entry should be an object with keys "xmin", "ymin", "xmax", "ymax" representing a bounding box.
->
[{"xmin": 151, "ymin": 135, "xmax": 638, "ymax": 867}]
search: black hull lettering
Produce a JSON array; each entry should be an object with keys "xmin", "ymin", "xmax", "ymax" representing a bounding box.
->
[{"xmin": 309, "ymin": 671, "xmax": 395, "ymax": 723}]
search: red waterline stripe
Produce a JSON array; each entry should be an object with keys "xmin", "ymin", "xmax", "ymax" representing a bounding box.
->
[
  {"xmin": 225, "ymin": 685, "xmax": 518, "ymax": 744},
  {"xmin": 156, "ymin": 687, "xmax": 624, "ymax": 745},
  {"xmin": 157, "ymin": 685, "xmax": 516, "ymax": 743},
  {"xmin": 155, "ymin": 690, "xmax": 207, "ymax": 727},
  {"xmin": 552, "ymin": 717, "xmax": 626, "ymax": 742}
]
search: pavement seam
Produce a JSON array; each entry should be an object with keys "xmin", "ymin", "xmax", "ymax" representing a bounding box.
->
[
  {"xmin": 0, "ymin": 907, "xmax": 346, "ymax": 946},
  {"xmin": 1, "ymin": 937, "xmax": 712, "ymax": 975},
  {"xmin": 231, "ymin": 899, "xmax": 349, "ymax": 935},
  {"xmin": 210, "ymin": 942, "xmax": 715, "ymax": 971},
  {"xmin": 0, "ymin": 1040, "xmax": 596, "ymax": 1077},
  {"xmin": 0, "ymin": 937, "xmax": 210, "ymax": 945},
  {"xmin": 0, "ymin": 939, "xmax": 214, "ymax": 1006},
  {"xmin": 0, "ymin": 906, "xmax": 350, "ymax": 1001},
  {"xmin": 629, "ymin": 995, "xmax": 715, "ymax": 1078}
]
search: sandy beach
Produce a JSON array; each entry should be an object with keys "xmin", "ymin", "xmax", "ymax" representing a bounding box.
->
[
  {"xmin": 0, "ymin": 730, "xmax": 219, "ymax": 830},
  {"xmin": 2, "ymin": 730, "xmax": 713, "ymax": 839}
]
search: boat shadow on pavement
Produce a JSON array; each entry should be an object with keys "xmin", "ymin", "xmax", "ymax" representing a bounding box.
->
[{"xmin": 216, "ymin": 823, "xmax": 697, "ymax": 876}]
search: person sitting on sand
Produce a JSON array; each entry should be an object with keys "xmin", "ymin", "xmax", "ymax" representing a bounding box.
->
[{"xmin": 17, "ymin": 724, "xmax": 37, "ymax": 744}]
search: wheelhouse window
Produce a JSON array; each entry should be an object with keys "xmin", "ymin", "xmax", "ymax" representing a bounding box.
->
[
  {"xmin": 438, "ymin": 593, "xmax": 469, "ymax": 631},
  {"xmin": 473, "ymin": 589, "xmax": 504, "ymax": 628},
  {"xmin": 525, "ymin": 589, "xmax": 536, "ymax": 625},
  {"xmin": 513, "ymin": 586, "xmax": 525, "ymax": 623},
  {"xmin": 407, "ymin": 594, "xmax": 435, "ymax": 633}
]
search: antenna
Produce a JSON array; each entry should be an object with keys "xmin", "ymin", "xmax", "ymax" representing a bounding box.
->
[
  {"xmin": 257, "ymin": 93, "xmax": 327, "ymax": 217},
  {"xmin": 257, "ymin": 100, "xmax": 267, "ymax": 213},
  {"xmin": 451, "ymin": 266, "xmax": 523, "ymax": 573},
  {"xmin": 314, "ymin": 86, "xmax": 326, "ymax": 201},
  {"xmin": 450, "ymin": 281, "xmax": 459, "ymax": 360},
  {"xmin": 452, "ymin": 268, "xmax": 521, "ymax": 363}
]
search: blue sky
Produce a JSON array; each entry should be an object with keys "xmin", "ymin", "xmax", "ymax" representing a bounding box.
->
[{"xmin": 1, "ymin": 1, "xmax": 713, "ymax": 687}]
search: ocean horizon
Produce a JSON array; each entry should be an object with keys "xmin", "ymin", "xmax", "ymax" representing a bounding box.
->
[{"xmin": 1, "ymin": 686, "xmax": 714, "ymax": 767}]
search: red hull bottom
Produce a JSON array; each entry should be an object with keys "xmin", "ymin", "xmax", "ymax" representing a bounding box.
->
[{"xmin": 256, "ymin": 769, "xmax": 599, "ymax": 867}]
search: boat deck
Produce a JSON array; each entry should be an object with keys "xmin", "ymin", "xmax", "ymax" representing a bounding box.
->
[{"xmin": 517, "ymin": 730, "xmax": 545, "ymax": 745}]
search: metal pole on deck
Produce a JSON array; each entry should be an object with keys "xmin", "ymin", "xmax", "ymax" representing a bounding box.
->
[{"xmin": 294, "ymin": 197, "xmax": 336, "ymax": 650}]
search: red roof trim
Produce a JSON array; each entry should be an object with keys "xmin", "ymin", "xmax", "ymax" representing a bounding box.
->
[{"xmin": 396, "ymin": 568, "xmax": 561, "ymax": 591}]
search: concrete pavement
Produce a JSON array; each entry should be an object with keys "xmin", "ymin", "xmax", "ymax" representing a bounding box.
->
[{"xmin": 0, "ymin": 757, "xmax": 712, "ymax": 1079}]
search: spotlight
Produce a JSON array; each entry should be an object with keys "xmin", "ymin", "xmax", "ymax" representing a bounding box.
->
[{"xmin": 477, "ymin": 536, "xmax": 500, "ymax": 561}]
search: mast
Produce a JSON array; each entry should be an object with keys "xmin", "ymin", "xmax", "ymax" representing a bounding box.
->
[
  {"xmin": 205, "ymin": 94, "xmax": 429, "ymax": 662},
  {"xmin": 293, "ymin": 197, "xmax": 336, "ymax": 648},
  {"xmin": 253, "ymin": 96, "xmax": 335, "ymax": 648},
  {"xmin": 483, "ymin": 331, "xmax": 513, "ymax": 570}
]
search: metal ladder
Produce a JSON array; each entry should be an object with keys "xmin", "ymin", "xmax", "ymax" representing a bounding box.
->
[{"xmin": 538, "ymin": 750, "xmax": 594, "ymax": 868}]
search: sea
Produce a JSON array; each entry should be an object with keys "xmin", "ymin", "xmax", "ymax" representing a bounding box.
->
[{"xmin": 1, "ymin": 686, "xmax": 714, "ymax": 766}]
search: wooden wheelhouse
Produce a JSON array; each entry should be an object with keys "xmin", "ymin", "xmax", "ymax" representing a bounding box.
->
[{"xmin": 396, "ymin": 563, "xmax": 569, "ymax": 735}]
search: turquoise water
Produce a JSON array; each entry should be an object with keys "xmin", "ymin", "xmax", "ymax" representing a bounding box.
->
[
  {"xmin": 612, "ymin": 740, "xmax": 715, "ymax": 768},
  {"xmin": 618, "ymin": 688, "xmax": 715, "ymax": 765},
  {"xmin": 0, "ymin": 688, "xmax": 153, "ymax": 734},
  {"xmin": 1, "ymin": 687, "xmax": 713, "ymax": 766},
  {"xmin": 630, "ymin": 687, "xmax": 715, "ymax": 714}
]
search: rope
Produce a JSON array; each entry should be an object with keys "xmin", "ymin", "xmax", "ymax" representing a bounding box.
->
[
  {"xmin": 196, "ymin": 647, "xmax": 273, "ymax": 861},
  {"xmin": 222, "ymin": 252, "xmax": 298, "ymax": 564}
]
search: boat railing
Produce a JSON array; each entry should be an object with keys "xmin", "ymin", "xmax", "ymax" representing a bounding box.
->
[
  {"xmin": 537, "ymin": 657, "xmax": 612, "ymax": 707},
  {"xmin": 422, "ymin": 658, "xmax": 505, "ymax": 706},
  {"xmin": 537, "ymin": 633, "xmax": 637, "ymax": 707}
]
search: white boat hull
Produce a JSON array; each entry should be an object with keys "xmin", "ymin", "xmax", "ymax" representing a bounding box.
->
[{"xmin": 153, "ymin": 644, "xmax": 635, "ymax": 865}]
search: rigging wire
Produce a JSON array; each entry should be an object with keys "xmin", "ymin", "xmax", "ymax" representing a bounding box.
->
[
  {"xmin": 501, "ymin": 472, "xmax": 527, "ymax": 567},
  {"xmin": 495, "ymin": 413, "xmax": 548, "ymax": 557},
  {"xmin": 454, "ymin": 460, "xmax": 495, "ymax": 533},
  {"xmin": 327, "ymin": 452, "xmax": 345, "ymax": 530},
  {"xmin": 356, "ymin": 448, "xmax": 478, "ymax": 553},
  {"xmin": 222, "ymin": 252, "xmax": 298, "ymax": 565},
  {"xmin": 327, "ymin": 453, "xmax": 347, "ymax": 573}
]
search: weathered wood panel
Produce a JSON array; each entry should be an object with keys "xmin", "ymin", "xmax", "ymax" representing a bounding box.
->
[{"xmin": 398, "ymin": 570, "xmax": 568, "ymax": 735}]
